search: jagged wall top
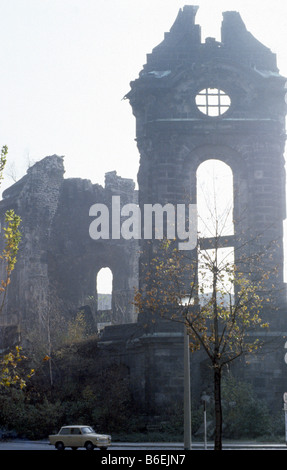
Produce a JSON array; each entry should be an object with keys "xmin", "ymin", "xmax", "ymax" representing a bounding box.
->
[{"xmin": 140, "ymin": 5, "xmax": 278, "ymax": 74}]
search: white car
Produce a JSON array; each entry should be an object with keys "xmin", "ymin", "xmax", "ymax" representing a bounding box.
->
[{"xmin": 49, "ymin": 425, "xmax": 111, "ymax": 450}]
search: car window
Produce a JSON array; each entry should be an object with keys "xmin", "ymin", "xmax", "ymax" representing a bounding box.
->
[
  {"xmin": 59, "ymin": 428, "xmax": 70, "ymax": 435},
  {"xmin": 81, "ymin": 427, "xmax": 94, "ymax": 434},
  {"xmin": 71, "ymin": 428, "xmax": 81, "ymax": 434}
]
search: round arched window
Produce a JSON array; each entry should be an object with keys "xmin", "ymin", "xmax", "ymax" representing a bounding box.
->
[
  {"xmin": 97, "ymin": 267, "xmax": 113, "ymax": 310},
  {"xmin": 195, "ymin": 88, "xmax": 231, "ymax": 117}
]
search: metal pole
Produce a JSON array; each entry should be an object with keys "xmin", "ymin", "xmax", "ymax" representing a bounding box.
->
[
  {"xmin": 184, "ymin": 325, "xmax": 191, "ymax": 450},
  {"xmin": 283, "ymin": 393, "xmax": 287, "ymax": 445},
  {"xmin": 203, "ymin": 400, "xmax": 207, "ymax": 450}
]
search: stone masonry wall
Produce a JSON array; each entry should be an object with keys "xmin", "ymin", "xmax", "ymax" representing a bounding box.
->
[{"xmin": 0, "ymin": 155, "xmax": 139, "ymax": 346}]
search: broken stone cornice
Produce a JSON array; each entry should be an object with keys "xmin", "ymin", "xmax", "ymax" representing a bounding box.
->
[{"xmin": 136, "ymin": 5, "xmax": 279, "ymax": 77}]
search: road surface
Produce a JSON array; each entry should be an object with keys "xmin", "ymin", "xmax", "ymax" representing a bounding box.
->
[{"xmin": 0, "ymin": 440, "xmax": 286, "ymax": 450}]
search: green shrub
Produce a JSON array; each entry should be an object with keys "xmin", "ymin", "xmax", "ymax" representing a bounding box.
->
[{"xmin": 221, "ymin": 375, "xmax": 277, "ymax": 439}]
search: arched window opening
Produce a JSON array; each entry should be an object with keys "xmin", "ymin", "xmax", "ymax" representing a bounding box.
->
[
  {"xmin": 197, "ymin": 159, "xmax": 234, "ymax": 239},
  {"xmin": 97, "ymin": 267, "xmax": 113, "ymax": 310},
  {"xmin": 196, "ymin": 159, "xmax": 235, "ymax": 303}
]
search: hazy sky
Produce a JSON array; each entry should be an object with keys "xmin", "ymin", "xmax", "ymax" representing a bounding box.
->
[{"xmin": 0, "ymin": 0, "xmax": 286, "ymax": 193}]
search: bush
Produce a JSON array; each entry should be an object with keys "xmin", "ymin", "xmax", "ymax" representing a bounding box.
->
[
  {"xmin": 0, "ymin": 340, "xmax": 137, "ymax": 439},
  {"xmin": 0, "ymin": 389, "xmax": 64, "ymax": 439},
  {"xmin": 221, "ymin": 374, "xmax": 278, "ymax": 439}
]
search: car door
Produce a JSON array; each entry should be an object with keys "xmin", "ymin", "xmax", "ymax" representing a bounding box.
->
[
  {"xmin": 59, "ymin": 427, "xmax": 72, "ymax": 447},
  {"xmin": 70, "ymin": 427, "xmax": 82, "ymax": 447}
]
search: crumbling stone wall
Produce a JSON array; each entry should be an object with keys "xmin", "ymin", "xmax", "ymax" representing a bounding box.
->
[
  {"xmin": 0, "ymin": 156, "xmax": 65, "ymax": 337},
  {"xmin": 0, "ymin": 155, "xmax": 139, "ymax": 344}
]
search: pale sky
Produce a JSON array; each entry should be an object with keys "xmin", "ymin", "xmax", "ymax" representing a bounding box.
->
[{"xmin": 0, "ymin": 0, "xmax": 286, "ymax": 290}]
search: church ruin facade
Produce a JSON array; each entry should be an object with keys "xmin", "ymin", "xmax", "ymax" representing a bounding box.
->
[{"xmin": 0, "ymin": 6, "xmax": 286, "ymax": 413}]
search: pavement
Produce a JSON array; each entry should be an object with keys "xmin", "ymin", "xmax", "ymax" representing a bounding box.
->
[
  {"xmin": 1, "ymin": 439, "xmax": 287, "ymax": 451},
  {"xmin": 113, "ymin": 441, "xmax": 287, "ymax": 450}
]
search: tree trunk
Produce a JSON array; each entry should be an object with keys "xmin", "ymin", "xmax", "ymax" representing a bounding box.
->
[{"xmin": 214, "ymin": 365, "xmax": 222, "ymax": 450}]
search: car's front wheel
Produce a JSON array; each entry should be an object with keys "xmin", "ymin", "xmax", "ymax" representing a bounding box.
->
[
  {"xmin": 85, "ymin": 441, "xmax": 94, "ymax": 451},
  {"xmin": 55, "ymin": 441, "xmax": 65, "ymax": 451}
]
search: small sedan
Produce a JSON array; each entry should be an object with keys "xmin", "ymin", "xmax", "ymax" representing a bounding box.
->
[{"xmin": 49, "ymin": 425, "xmax": 111, "ymax": 450}]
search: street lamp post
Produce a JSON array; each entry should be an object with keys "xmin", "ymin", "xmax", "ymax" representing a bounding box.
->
[
  {"xmin": 283, "ymin": 393, "xmax": 287, "ymax": 444},
  {"xmin": 184, "ymin": 324, "xmax": 191, "ymax": 450},
  {"xmin": 201, "ymin": 392, "xmax": 210, "ymax": 450}
]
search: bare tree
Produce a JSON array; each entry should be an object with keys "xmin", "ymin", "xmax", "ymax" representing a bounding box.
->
[{"xmin": 134, "ymin": 218, "xmax": 278, "ymax": 450}]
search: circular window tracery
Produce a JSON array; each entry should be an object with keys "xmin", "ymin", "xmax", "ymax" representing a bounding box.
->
[{"xmin": 195, "ymin": 88, "xmax": 231, "ymax": 117}]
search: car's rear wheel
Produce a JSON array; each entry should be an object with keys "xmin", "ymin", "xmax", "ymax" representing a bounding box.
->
[
  {"xmin": 85, "ymin": 441, "xmax": 94, "ymax": 451},
  {"xmin": 55, "ymin": 441, "xmax": 65, "ymax": 450}
]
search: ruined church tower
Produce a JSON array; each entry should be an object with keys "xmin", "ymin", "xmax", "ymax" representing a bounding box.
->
[
  {"xmin": 123, "ymin": 6, "xmax": 287, "ymax": 409},
  {"xmin": 127, "ymin": 5, "xmax": 287, "ymax": 320}
]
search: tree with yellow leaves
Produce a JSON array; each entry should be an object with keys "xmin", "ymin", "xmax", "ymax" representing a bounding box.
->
[
  {"xmin": 0, "ymin": 146, "xmax": 33, "ymax": 389},
  {"xmin": 0, "ymin": 345, "xmax": 34, "ymax": 389},
  {"xmin": 0, "ymin": 146, "xmax": 21, "ymax": 309},
  {"xmin": 134, "ymin": 227, "xmax": 276, "ymax": 450}
]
